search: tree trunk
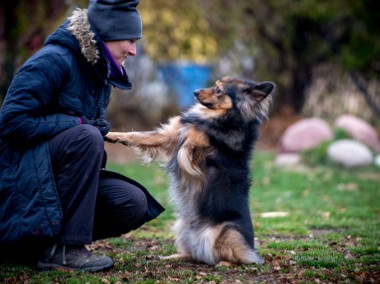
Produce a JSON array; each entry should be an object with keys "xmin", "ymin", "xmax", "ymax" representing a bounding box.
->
[
  {"xmin": 0, "ymin": 0, "xmax": 19, "ymax": 104},
  {"xmin": 287, "ymin": 64, "xmax": 312, "ymax": 113},
  {"xmin": 350, "ymin": 71, "xmax": 380, "ymax": 119},
  {"xmin": 0, "ymin": 0, "xmax": 70, "ymax": 104}
]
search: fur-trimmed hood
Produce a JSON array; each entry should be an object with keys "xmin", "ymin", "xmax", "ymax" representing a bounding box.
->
[
  {"xmin": 45, "ymin": 8, "xmax": 101, "ymax": 65},
  {"xmin": 67, "ymin": 8, "xmax": 100, "ymax": 65}
]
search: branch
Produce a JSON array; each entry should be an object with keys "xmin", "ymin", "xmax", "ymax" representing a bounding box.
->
[{"xmin": 350, "ymin": 71, "xmax": 380, "ymax": 119}]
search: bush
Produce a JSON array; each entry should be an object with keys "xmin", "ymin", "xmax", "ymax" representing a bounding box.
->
[{"xmin": 301, "ymin": 127, "xmax": 351, "ymax": 167}]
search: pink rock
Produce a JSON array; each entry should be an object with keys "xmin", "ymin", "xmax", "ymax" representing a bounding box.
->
[
  {"xmin": 280, "ymin": 118, "xmax": 333, "ymax": 153},
  {"xmin": 335, "ymin": 114, "xmax": 380, "ymax": 153}
]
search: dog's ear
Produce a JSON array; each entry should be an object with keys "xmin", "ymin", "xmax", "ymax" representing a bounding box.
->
[{"xmin": 251, "ymin": 81, "xmax": 276, "ymax": 101}]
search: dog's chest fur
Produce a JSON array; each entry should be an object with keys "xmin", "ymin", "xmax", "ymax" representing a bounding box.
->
[{"xmin": 166, "ymin": 109, "xmax": 260, "ymax": 225}]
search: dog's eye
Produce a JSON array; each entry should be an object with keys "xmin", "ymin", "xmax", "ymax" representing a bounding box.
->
[{"xmin": 215, "ymin": 87, "xmax": 222, "ymax": 94}]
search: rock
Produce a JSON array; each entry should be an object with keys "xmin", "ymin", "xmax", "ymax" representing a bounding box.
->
[
  {"xmin": 275, "ymin": 153, "xmax": 301, "ymax": 166},
  {"xmin": 335, "ymin": 114, "xmax": 380, "ymax": 153},
  {"xmin": 280, "ymin": 118, "xmax": 333, "ymax": 153},
  {"xmin": 327, "ymin": 139, "xmax": 373, "ymax": 167},
  {"xmin": 374, "ymin": 155, "xmax": 380, "ymax": 167}
]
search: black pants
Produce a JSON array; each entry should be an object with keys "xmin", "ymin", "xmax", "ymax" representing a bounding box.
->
[{"xmin": 48, "ymin": 124, "xmax": 148, "ymax": 245}]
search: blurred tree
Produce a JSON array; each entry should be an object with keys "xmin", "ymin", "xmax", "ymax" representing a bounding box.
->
[
  {"xmin": 0, "ymin": 0, "xmax": 87, "ymax": 104},
  {"xmin": 200, "ymin": 0, "xmax": 380, "ymax": 116},
  {"xmin": 2, "ymin": 0, "xmax": 379, "ymax": 118},
  {"xmin": 139, "ymin": 0, "xmax": 218, "ymax": 63}
]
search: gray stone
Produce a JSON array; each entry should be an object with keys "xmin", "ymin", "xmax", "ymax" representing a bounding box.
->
[
  {"xmin": 374, "ymin": 155, "xmax": 380, "ymax": 168},
  {"xmin": 327, "ymin": 139, "xmax": 373, "ymax": 167}
]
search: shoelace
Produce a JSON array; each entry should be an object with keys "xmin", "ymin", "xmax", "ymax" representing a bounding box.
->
[
  {"xmin": 49, "ymin": 244, "xmax": 67, "ymax": 265},
  {"xmin": 62, "ymin": 245, "xmax": 67, "ymax": 265},
  {"xmin": 49, "ymin": 244, "xmax": 57, "ymax": 257}
]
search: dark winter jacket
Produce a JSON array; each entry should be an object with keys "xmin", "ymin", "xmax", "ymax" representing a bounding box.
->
[{"xmin": 0, "ymin": 9, "xmax": 163, "ymax": 244}]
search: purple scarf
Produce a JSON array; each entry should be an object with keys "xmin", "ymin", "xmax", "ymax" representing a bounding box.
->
[{"xmin": 102, "ymin": 42, "xmax": 125, "ymax": 78}]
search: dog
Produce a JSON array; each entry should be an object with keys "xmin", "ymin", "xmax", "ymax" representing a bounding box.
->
[{"xmin": 105, "ymin": 76, "xmax": 275, "ymax": 266}]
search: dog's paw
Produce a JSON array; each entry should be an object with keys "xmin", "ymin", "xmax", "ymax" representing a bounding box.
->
[
  {"xmin": 104, "ymin": 132, "xmax": 129, "ymax": 145},
  {"xmin": 250, "ymin": 251, "xmax": 265, "ymax": 265},
  {"xmin": 216, "ymin": 261, "xmax": 234, "ymax": 267},
  {"xmin": 104, "ymin": 135, "xmax": 118, "ymax": 143}
]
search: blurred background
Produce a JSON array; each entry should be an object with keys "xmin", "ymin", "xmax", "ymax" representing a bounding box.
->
[{"xmin": 1, "ymin": 0, "xmax": 379, "ymax": 158}]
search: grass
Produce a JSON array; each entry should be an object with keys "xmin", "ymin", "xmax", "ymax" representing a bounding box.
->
[{"xmin": 1, "ymin": 151, "xmax": 379, "ymax": 283}]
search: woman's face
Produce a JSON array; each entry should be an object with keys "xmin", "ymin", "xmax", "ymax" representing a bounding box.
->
[{"xmin": 104, "ymin": 39, "xmax": 138, "ymax": 66}]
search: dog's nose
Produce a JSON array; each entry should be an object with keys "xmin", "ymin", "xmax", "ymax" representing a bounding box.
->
[{"xmin": 194, "ymin": 89, "xmax": 200, "ymax": 97}]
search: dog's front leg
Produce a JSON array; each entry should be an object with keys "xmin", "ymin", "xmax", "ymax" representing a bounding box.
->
[
  {"xmin": 105, "ymin": 131, "xmax": 157, "ymax": 146},
  {"xmin": 106, "ymin": 130, "xmax": 178, "ymax": 149},
  {"xmin": 105, "ymin": 117, "xmax": 181, "ymax": 148},
  {"xmin": 106, "ymin": 131, "xmax": 177, "ymax": 162}
]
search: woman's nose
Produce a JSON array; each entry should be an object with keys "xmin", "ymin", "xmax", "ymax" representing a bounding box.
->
[{"xmin": 129, "ymin": 44, "xmax": 137, "ymax": 56}]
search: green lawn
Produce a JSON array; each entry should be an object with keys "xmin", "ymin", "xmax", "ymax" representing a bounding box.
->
[{"xmin": 1, "ymin": 151, "xmax": 379, "ymax": 283}]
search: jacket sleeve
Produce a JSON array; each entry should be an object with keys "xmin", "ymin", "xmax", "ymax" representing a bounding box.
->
[{"xmin": 0, "ymin": 50, "xmax": 80, "ymax": 145}]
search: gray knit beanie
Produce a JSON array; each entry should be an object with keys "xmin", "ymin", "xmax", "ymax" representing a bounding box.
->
[{"xmin": 87, "ymin": 0, "xmax": 142, "ymax": 41}]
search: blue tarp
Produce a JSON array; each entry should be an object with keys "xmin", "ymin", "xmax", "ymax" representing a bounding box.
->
[{"xmin": 159, "ymin": 63, "xmax": 212, "ymax": 109}]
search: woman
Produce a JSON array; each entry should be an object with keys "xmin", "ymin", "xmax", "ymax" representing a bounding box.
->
[{"xmin": 0, "ymin": 0, "xmax": 164, "ymax": 272}]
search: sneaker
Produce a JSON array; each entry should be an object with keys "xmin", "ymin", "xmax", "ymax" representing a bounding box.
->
[{"xmin": 37, "ymin": 244, "xmax": 114, "ymax": 272}]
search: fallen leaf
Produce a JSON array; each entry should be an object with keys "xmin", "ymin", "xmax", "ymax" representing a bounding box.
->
[
  {"xmin": 260, "ymin": 212, "xmax": 290, "ymax": 218},
  {"xmin": 321, "ymin": 211, "xmax": 330, "ymax": 218},
  {"xmin": 345, "ymin": 251, "xmax": 355, "ymax": 260}
]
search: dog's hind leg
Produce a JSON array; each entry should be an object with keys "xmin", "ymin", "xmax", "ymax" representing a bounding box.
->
[{"xmin": 215, "ymin": 225, "xmax": 264, "ymax": 265}]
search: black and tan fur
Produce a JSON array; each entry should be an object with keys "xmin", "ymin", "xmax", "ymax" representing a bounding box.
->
[{"xmin": 105, "ymin": 77, "xmax": 275, "ymax": 266}]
